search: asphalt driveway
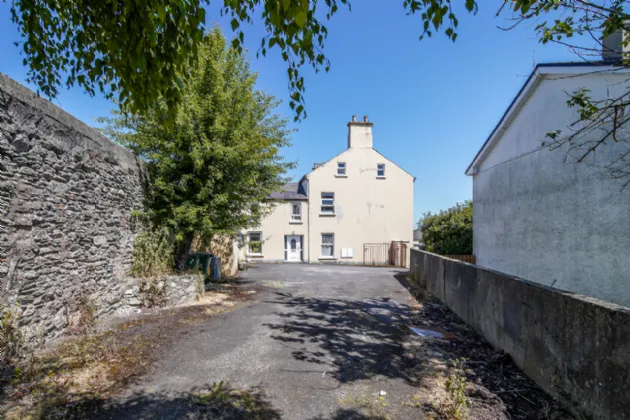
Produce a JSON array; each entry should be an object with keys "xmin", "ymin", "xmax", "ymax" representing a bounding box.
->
[{"xmin": 99, "ymin": 264, "xmax": 420, "ymax": 419}]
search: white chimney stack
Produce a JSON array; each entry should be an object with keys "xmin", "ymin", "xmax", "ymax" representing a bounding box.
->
[{"xmin": 347, "ymin": 115, "xmax": 373, "ymax": 149}]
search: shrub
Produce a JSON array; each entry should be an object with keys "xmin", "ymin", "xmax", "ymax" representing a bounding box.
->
[
  {"xmin": 0, "ymin": 305, "xmax": 23, "ymax": 364},
  {"xmin": 418, "ymin": 201, "xmax": 472, "ymax": 255},
  {"xmin": 131, "ymin": 228, "xmax": 174, "ymax": 278}
]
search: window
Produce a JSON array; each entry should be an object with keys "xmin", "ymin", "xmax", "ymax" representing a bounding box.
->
[
  {"xmin": 337, "ymin": 162, "xmax": 346, "ymax": 176},
  {"xmin": 321, "ymin": 192, "xmax": 334, "ymax": 214},
  {"xmin": 377, "ymin": 163, "xmax": 385, "ymax": 177},
  {"xmin": 321, "ymin": 233, "xmax": 334, "ymax": 257},
  {"xmin": 291, "ymin": 203, "xmax": 302, "ymax": 222},
  {"xmin": 248, "ymin": 232, "xmax": 262, "ymax": 254}
]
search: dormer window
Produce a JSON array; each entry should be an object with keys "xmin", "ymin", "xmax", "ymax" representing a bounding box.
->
[
  {"xmin": 337, "ymin": 162, "xmax": 346, "ymax": 176},
  {"xmin": 377, "ymin": 163, "xmax": 385, "ymax": 178}
]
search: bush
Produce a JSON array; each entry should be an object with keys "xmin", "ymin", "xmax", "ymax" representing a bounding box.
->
[
  {"xmin": 131, "ymin": 228, "xmax": 174, "ymax": 278},
  {"xmin": 418, "ymin": 201, "xmax": 472, "ymax": 255}
]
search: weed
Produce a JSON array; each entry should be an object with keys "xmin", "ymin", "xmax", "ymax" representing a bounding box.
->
[
  {"xmin": 68, "ymin": 295, "xmax": 97, "ymax": 335},
  {"xmin": 131, "ymin": 228, "xmax": 174, "ymax": 278},
  {"xmin": 338, "ymin": 392, "xmax": 391, "ymax": 420},
  {"xmin": 138, "ymin": 278, "xmax": 167, "ymax": 308},
  {"xmin": 0, "ymin": 304, "xmax": 23, "ymax": 364},
  {"xmin": 191, "ymin": 381, "xmax": 279, "ymax": 419},
  {"xmin": 439, "ymin": 358, "xmax": 469, "ymax": 420}
]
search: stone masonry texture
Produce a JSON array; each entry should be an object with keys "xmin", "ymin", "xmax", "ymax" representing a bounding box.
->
[{"xmin": 0, "ymin": 74, "xmax": 199, "ymax": 343}]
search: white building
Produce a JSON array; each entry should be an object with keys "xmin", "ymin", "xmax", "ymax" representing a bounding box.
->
[
  {"xmin": 466, "ymin": 61, "xmax": 630, "ymax": 307},
  {"xmin": 241, "ymin": 116, "xmax": 415, "ymax": 266}
]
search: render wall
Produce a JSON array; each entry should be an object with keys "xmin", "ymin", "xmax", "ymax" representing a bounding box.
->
[
  {"xmin": 473, "ymin": 73, "xmax": 630, "ymax": 307},
  {"xmin": 242, "ymin": 201, "xmax": 309, "ymax": 262},
  {"xmin": 306, "ymin": 147, "xmax": 414, "ymax": 265},
  {"xmin": 0, "ymin": 74, "xmax": 147, "ymax": 342},
  {"xmin": 410, "ymin": 249, "xmax": 630, "ymax": 420}
]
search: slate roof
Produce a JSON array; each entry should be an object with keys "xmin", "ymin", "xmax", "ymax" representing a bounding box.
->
[{"xmin": 269, "ymin": 182, "xmax": 308, "ymax": 201}]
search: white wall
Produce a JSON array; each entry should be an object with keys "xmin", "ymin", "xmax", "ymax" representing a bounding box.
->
[
  {"xmin": 307, "ymin": 147, "xmax": 414, "ymax": 265},
  {"xmin": 473, "ymin": 73, "xmax": 630, "ymax": 307},
  {"xmin": 241, "ymin": 201, "xmax": 309, "ymax": 262}
]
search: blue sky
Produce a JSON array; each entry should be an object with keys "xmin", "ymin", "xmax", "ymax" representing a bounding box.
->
[{"xmin": 0, "ymin": 1, "xmax": 581, "ymax": 223}]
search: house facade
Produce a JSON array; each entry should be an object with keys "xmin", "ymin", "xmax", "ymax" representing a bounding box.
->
[
  {"xmin": 241, "ymin": 116, "xmax": 414, "ymax": 266},
  {"xmin": 466, "ymin": 61, "xmax": 630, "ymax": 307}
]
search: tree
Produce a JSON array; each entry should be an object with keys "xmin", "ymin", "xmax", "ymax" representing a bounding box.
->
[
  {"xmin": 5, "ymin": 0, "xmax": 480, "ymax": 121},
  {"xmin": 100, "ymin": 28, "xmax": 294, "ymax": 268},
  {"xmin": 9, "ymin": 0, "xmax": 630, "ymax": 176},
  {"xmin": 418, "ymin": 201, "xmax": 472, "ymax": 255}
]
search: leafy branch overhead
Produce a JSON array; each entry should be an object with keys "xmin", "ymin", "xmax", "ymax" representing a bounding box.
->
[
  {"xmin": 8, "ymin": 0, "xmax": 481, "ymax": 122},
  {"xmin": 8, "ymin": 0, "xmax": 630, "ymax": 129}
]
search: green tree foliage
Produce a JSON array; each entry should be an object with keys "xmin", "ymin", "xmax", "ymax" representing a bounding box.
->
[
  {"xmin": 9, "ymin": 0, "xmax": 628, "ymax": 122},
  {"xmin": 6, "ymin": 0, "xmax": 481, "ymax": 121},
  {"xmin": 9, "ymin": 1, "xmax": 630, "ymax": 180},
  {"xmin": 418, "ymin": 201, "xmax": 472, "ymax": 255},
  {"xmin": 101, "ymin": 29, "xmax": 293, "ymax": 267}
]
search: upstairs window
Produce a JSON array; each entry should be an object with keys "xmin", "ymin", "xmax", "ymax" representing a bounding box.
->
[
  {"xmin": 377, "ymin": 163, "xmax": 385, "ymax": 177},
  {"xmin": 248, "ymin": 232, "xmax": 262, "ymax": 254},
  {"xmin": 291, "ymin": 203, "xmax": 302, "ymax": 222},
  {"xmin": 337, "ymin": 162, "xmax": 346, "ymax": 176},
  {"xmin": 321, "ymin": 192, "xmax": 335, "ymax": 214},
  {"xmin": 321, "ymin": 233, "xmax": 335, "ymax": 257}
]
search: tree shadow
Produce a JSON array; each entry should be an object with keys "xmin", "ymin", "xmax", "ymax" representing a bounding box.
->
[
  {"xmin": 263, "ymin": 292, "xmax": 418, "ymax": 385},
  {"xmin": 309, "ymin": 407, "xmax": 388, "ymax": 420},
  {"xmin": 38, "ymin": 382, "xmax": 283, "ymax": 420},
  {"xmin": 393, "ymin": 271, "xmax": 573, "ymax": 420}
]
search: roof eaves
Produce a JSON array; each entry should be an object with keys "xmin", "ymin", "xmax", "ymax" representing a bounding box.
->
[{"xmin": 466, "ymin": 60, "xmax": 630, "ymax": 176}]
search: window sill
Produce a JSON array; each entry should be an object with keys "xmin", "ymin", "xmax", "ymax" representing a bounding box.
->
[
  {"xmin": 318, "ymin": 256, "xmax": 337, "ymax": 260},
  {"xmin": 376, "ymin": 176, "xmax": 386, "ymax": 179},
  {"xmin": 289, "ymin": 221, "xmax": 303, "ymax": 224},
  {"xmin": 247, "ymin": 253, "xmax": 264, "ymax": 258},
  {"xmin": 335, "ymin": 174, "xmax": 348, "ymax": 178},
  {"xmin": 319, "ymin": 213, "xmax": 335, "ymax": 217}
]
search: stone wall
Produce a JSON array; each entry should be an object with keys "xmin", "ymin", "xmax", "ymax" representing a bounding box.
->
[
  {"xmin": 410, "ymin": 249, "xmax": 630, "ymax": 420},
  {"xmin": 121, "ymin": 274, "xmax": 204, "ymax": 311},
  {"xmin": 0, "ymin": 73, "xmax": 198, "ymax": 343}
]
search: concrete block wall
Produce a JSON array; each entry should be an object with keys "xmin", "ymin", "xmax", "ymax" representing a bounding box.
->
[{"xmin": 410, "ymin": 248, "xmax": 630, "ymax": 420}]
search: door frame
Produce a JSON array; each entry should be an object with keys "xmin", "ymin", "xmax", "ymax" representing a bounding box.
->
[{"xmin": 285, "ymin": 235, "xmax": 303, "ymax": 262}]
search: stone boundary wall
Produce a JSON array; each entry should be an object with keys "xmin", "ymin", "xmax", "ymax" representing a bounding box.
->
[
  {"xmin": 409, "ymin": 249, "xmax": 630, "ymax": 420},
  {"xmin": 121, "ymin": 274, "xmax": 204, "ymax": 311},
  {"xmin": 0, "ymin": 74, "xmax": 199, "ymax": 343}
]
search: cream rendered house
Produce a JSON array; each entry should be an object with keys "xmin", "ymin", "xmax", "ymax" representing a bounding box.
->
[{"xmin": 241, "ymin": 116, "xmax": 414, "ymax": 266}]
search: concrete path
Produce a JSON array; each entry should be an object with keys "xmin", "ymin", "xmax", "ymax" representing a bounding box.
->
[{"xmin": 99, "ymin": 264, "xmax": 421, "ymax": 419}]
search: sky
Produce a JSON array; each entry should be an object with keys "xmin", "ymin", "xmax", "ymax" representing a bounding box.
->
[{"xmin": 0, "ymin": 1, "xmax": 582, "ymax": 224}]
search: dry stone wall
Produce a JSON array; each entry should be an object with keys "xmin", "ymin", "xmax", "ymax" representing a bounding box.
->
[{"xmin": 0, "ymin": 74, "xmax": 199, "ymax": 343}]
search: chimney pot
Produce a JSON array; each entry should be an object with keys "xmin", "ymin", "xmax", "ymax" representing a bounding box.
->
[
  {"xmin": 363, "ymin": 116, "xmax": 369, "ymax": 123},
  {"xmin": 352, "ymin": 115, "xmax": 357, "ymax": 122}
]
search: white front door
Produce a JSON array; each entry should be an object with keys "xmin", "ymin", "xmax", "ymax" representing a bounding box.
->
[{"xmin": 286, "ymin": 235, "xmax": 301, "ymax": 262}]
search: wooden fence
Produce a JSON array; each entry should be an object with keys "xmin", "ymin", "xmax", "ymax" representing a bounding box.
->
[{"xmin": 442, "ymin": 255, "xmax": 476, "ymax": 264}]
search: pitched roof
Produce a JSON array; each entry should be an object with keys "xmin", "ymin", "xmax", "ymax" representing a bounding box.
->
[
  {"xmin": 269, "ymin": 182, "xmax": 308, "ymax": 201},
  {"xmin": 465, "ymin": 61, "xmax": 629, "ymax": 176}
]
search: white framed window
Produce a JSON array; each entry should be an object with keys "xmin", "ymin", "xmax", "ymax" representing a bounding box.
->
[
  {"xmin": 291, "ymin": 202, "xmax": 302, "ymax": 221},
  {"xmin": 321, "ymin": 233, "xmax": 334, "ymax": 257},
  {"xmin": 337, "ymin": 162, "xmax": 346, "ymax": 176},
  {"xmin": 321, "ymin": 192, "xmax": 335, "ymax": 214},
  {"xmin": 248, "ymin": 231, "xmax": 262, "ymax": 254},
  {"xmin": 377, "ymin": 163, "xmax": 385, "ymax": 177}
]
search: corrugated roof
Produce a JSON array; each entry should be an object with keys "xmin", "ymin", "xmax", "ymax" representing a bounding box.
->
[{"xmin": 269, "ymin": 182, "xmax": 308, "ymax": 201}]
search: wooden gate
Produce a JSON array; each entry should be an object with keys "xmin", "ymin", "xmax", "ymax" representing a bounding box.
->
[{"xmin": 363, "ymin": 241, "xmax": 407, "ymax": 267}]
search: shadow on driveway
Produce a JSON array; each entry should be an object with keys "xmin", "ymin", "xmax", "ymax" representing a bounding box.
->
[{"xmin": 263, "ymin": 291, "xmax": 417, "ymax": 385}]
